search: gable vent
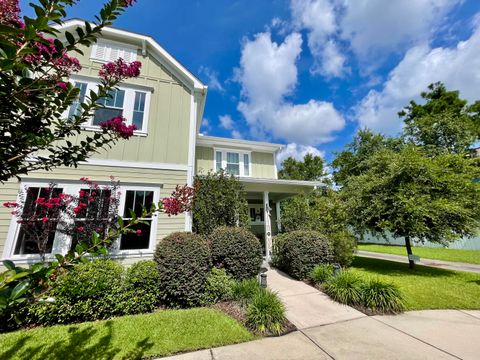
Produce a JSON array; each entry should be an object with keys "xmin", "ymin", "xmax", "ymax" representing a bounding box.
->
[{"xmin": 91, "ymin": 41, "xmax": 138, "ymax": 63}]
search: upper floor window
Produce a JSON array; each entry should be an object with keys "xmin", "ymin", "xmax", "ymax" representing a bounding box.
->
[
  {"xmin": 215, "ymin": 149, "xmax": 251, "ymax": 177},
  {"xmin": 66, "ymin": 79, "xmax": 151, "ymax": 134},
  {"xmin": 91, "ymin": 41, "xmax": 137, "ymax": 63},
  {"xmin": 93, "ymin": 88, "xmax": 125, "ymax": 125}
]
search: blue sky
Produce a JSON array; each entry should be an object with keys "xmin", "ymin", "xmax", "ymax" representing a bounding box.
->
[{"xmin": 21, "ymin": 0, "xmax": 480, "ymax": 165}]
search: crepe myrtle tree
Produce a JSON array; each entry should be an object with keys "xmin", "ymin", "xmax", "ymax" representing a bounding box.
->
[
  {"xmin": 341, "ymin": 145, "xmax": 480, "ymax": 269},
  {"xmin": 0, "ymin": 0, "xmax": 141, "ymax": 183},
  {"xmin": 1, "ymin": 178, "xmax": 195, "ymax": 316}
]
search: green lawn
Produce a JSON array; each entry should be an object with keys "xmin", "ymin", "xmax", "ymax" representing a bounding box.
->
[
  {"xmin": 358, "ymin": 243, "xmax": 480, "ymax": 265},
  {"xmin": 350, "ymin": 257, "xmax": 480, "ymax": 310},
  {"xmin": 0, "ymin": 308, "xmax": 254, "ymax": 360}
]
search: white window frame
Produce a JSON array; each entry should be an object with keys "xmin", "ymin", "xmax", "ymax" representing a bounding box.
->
[
  {"xmin": 3, "ymin": 181, "xmax": 160, "ymax": 262},
  {"xmin": 67, "ymin": 77, "xmax": 151, "ymax": 136},
  {"xmin": 213, "ymin": 148, "xmax": 252, "ymax": 177}
]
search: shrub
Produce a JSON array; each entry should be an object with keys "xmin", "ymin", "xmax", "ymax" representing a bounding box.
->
[
  {"xmin": 246, "ymin": 288, "xmax": 286, "ymax": 335},
  {"xmin": 202, "ymin": 268, "xmax": 235, "ymax": 305},
  {"xmin": 361, "ymin": 278, "xmax": 404, "ymax": 313},
  {"xmin": 330, "ymin": 230, "xmax": 357, "ymax": 267},
  {"xmin": 309, "ymin": 264, "xmax": 334, "ymax": 284},
  {"xmin": 29, "ymin": 259, "xmax": 125, "ymax": 325},
  {"xmin": 324, "ymin": 270, "xmax": 363, "ymax": 305},
  {"xmin": 231, "ymin": 278, "xmax": 261, "ymax": 306},
  {"xmin": 210, "ymin": 226, "xmax": 263, "ymax": 280},
  {"xmin": 273, "ymin": 230, "xmax": 334, "ymax": 280},
  {"xmin": 154, "ymin": 232, "xmax": 211, "ymax": 307},
  {"xmin": 120, "ymin": 260, "xmax": 161, "ymax": 314},
  {"xmin": 192, "ymin": 171, "xmax": 249, "ymax": 235}
]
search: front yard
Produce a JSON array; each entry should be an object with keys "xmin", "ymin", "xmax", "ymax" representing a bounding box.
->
[
  {"xmin": 350, "ymin": 257, "xmax": 480, "ymax": 310},
  {"xmin": 0, "ymin": 308, "xmax": 254, "ymax": 360},
  {"xmin": 358, "ymin": 243, "xmax": 480, "ymax": 265}
]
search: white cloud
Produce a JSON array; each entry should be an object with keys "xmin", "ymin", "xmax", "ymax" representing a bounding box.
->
[
  {"xmin": 200, "ymin": 117, "xmax": 211, "ymax": 134},
  {"xmin": 198, "ymin": 66, "xmax": 224, "ymax": 92},
  {"xmin": 339, "ymin": 0, "xmax": 460, "ymax": 61},
  {"xmin": 290, "ymin": 0, "xmax": 347, "ymax": 77},
  {"xmin": 236, "ymin": 31, "xmax": 345, "ymax": 145},
  {"xmin": 276, "ymin": 143, "xmax": 325, "ymax": 167},
  {"xmin": 356, "ymin": 22, "xmax": 480, "ymax": 135},
  {"xmin": 219, "ymin": 114, "xmax": 234, "ymax": 130},
  {"xmin": 231, "ymin": 130, "xmax": 243, "ymax": 139}
]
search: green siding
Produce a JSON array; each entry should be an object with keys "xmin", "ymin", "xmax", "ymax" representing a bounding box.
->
[
  {"xmin": 251, "ymin": 152, "xmax": 276, "ymax": 179},
  {"xmin": 69, "ymin": 41, "xmax": 192, "ymax": 165},
  {"xmin": 0, "ymin": 165, "xmax": 187, "ymax": 259},
  {"xmin": 195, "ymin": 146, "xmax": 277, "ymax": 179}
]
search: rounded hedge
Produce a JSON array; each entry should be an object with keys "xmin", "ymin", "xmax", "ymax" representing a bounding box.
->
[
  {"xmin": 209, "ymin": 226, "xmax": 263, "ymax": 280},
  {"xmin": 154, "ymin": 232, "xmax": 212, "ymax": 307},
  {"xmin": 273, "ymin": 230, "xmax": 334, "ymax": 280},
  {"xmin": 121, "ymin": 260, "xmax": 161, "ymax": 314}
]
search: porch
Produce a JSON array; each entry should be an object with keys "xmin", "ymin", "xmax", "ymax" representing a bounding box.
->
[{"xmin": 240, "ymin": 177, "xmax": 323, "ymax": 260}]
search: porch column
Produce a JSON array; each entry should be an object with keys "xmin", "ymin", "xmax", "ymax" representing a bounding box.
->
[
  {"xmin": 263, "ymin": 191, "xmax": 272, "ymax": 260},
  {"xmin": 276, "ymin": 201, "xmax": 281, "ymax": 232}
]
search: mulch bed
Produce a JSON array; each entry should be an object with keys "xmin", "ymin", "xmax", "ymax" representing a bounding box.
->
[{"xmin": 212, "ymin": 301, "xmax": 297, "ymax": 337}]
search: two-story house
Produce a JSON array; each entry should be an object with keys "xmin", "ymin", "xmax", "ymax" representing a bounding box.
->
[{"xmin": 0, "ymin": 20, "xmax": 320, "ymax": 265}]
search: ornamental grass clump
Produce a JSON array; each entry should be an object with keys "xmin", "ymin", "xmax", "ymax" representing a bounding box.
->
[
  {"xmin": 246, "ymin": 288, "xmax": 286, "ymax": 336},
  {"xmin": 361, "ymin": 278, "xmax": 404, "ymax": 313},
  {"xmin": 231, "ymin": 278, "xmax": 261, "ymax": 306},
  {"xmin": 309, "ymin": 263, "xmax": 335, "ymax": 284},
  {"xmin": 324, "ymin": 270, "xmax": 363, "ymax": 305}
]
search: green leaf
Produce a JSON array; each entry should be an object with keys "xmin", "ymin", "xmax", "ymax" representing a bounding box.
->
[
  {"xmin": 2, "ymin": 260, "xmax": 15, "ymax": 271},
  {"xmin": 11, "ymin": 280, "xmax": 30, "ymax": 300}
]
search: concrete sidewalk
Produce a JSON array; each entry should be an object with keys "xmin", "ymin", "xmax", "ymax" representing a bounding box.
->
[
  {"xmin": 357, "ymin": 250, "xmax": 480, "ymax": 273},
  {"xmin": 160, "ymin": 270, "xmax": 480, "ymax": 360}
]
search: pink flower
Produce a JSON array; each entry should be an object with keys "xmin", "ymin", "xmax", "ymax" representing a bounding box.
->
[
  {"xmin": 136, "ymin": 229, "xmax": 142, "ymax": 235},
  {"xmin": 121, "ymin": 0, "xmax": 137, "ymax": 6},
  {"xmin": 98, "ymin": 58, "xmax": 142, "ymax": 83},
  {"xmin": 57, "ymin": 82, "xmax": 68, "ymax": 91},
  {"xmin": 73, "ymin": 206, "xmax": 81, "ymax": 214},
  {"xmin": 42, "ymin": 216, "xmax": 49, "ymax": 223},
  {"xmin": 79, "ymin": 190, "xmax": 85, "ymax": 197},
  {"xmin": 77, "ymin": 226, "xmax": 85, "ymax": 232},
  {"xmin": 99, "ymin": 116, "xmax": 137, "ymax": 139},
  {"xmin": 3, "ymin": 201, "xmax": 18, "ymax": 208},
  {"xmin": 89, "ymin": 197, "xmax": 94, "ymax": 202}
]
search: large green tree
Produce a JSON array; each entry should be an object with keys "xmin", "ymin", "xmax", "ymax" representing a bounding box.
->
[
  {"xmin": 341, "ymin": 145, "xmax": 480, "ymax": 268},
  {"xmin": 278, "ymin": 153, "xmax": 327, "ymax": 181},
  {"xmin": 400, "ymin": 82, "xmax": 479, "ymax": 154},
  {"xmin": 332, "ymin": 129, "xmax": 402, "ymax": 186}
]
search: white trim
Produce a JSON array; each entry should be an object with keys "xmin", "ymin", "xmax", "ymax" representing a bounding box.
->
[
  {"xmin": 263, "ymin": 191, "xmax": 272, "ymax": 260},
  {"xmin": 2, "ymin": 181, "xmax": 161, "ymax": 261},
  {"xmin": 239, "ymin": 177, "xmax": 324, "ymax": 187},
  {"xmin": 276, "ymin": 201, "xmax": 282, "ymax": 232},
  {"xmin": 81, "ymin": 158, "xmax": 188, "ymax": 171},
  {"xmin": 198, "ymin": 135, "xmax": 283, "ymax": 152},
  {"xmin": 184, "ymin": 90, "xmax": 198, "ymax": 232},
  {"xmin": 90, "ymin": 39, "xmax": 138, "ymax": 63},
  {"xmin": 213, "ymin": 148, "xmax": 252, "ymax": 177},
  {"xmin": 70, "ymin": 74, "xmax": 155, "ymax": 93}
]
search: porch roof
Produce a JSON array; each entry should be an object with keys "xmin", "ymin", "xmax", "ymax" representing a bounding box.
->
[{"xmin": 240, "ymin": 177, "xmax": 323, "ymax": 201}]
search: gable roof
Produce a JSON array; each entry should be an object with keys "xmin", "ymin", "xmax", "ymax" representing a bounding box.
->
[{"xmin": 55, "ymin": 19, "xmax": 207, "ymax": 92}]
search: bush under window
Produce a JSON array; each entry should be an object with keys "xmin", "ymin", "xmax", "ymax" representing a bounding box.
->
[{"xmin": 154, "ymin": 232, "xmax": 212, "ymax": 307}]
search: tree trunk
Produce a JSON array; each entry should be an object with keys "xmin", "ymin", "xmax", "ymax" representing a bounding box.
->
[{"xmin": 405, "ymin": 236, "xmax": 415, "ymax": 269}]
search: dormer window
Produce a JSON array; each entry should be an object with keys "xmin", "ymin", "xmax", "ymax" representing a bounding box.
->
[
  {"xmin": 215, "ymin": 149, "xmax": 251, "ymax": 177},
  {"xmin": 90, "ymin": 41, "xmax": 138, "ymax": 63}
]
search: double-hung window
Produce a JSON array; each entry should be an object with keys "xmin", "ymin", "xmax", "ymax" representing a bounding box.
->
[
  {"xmin": 68, "ymin": 82, "xmax": 88, "ymax": 119},
  {"xmin": 214, "ymin": 149, "xmax": 251, "ymax": 177},
  {"xmin": 93, "ymin": 88, "xmax": 125, "ymax": 125},
  {"xmin": 5, "ymin": 182, "xmax": 159, "ymax": 260},
  {"xmin": 66, "ymin": 78, "xmax": 151, "ymax": 134}
]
